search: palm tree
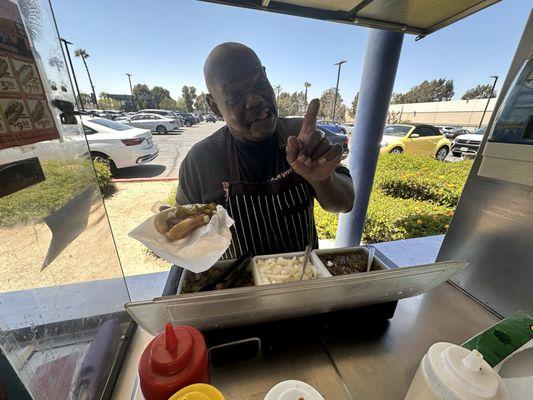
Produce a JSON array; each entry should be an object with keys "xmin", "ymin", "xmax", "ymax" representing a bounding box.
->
[
  {"xmin": 304, "ymin": 82, "xmax": 311, "ymax": 108},
  {"xmin": 74, "ymin": 49, "xmax": 98, "ymax": 108}
]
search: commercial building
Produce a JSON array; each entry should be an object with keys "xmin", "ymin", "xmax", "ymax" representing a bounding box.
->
[{"xmin": 387, "ymin": 98, "xmax": 498, "ymax": 129}]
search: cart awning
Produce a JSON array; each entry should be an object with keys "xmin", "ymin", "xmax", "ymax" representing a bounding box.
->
[{"xmin": 198, "ymin": 0, "xmax": 501, "ymax": 36}]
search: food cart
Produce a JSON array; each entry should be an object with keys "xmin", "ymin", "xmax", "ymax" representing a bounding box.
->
[{"xmin": 0, "ymin": 1, "xmax": 532, "ymax": 399}]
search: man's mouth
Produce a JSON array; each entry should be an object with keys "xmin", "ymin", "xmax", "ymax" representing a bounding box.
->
[{"xmin": 250, "ymin": 108, "xmax": 274, "ymax": 124}]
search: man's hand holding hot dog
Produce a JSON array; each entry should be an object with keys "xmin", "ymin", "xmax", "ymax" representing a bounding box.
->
[{"xmin": 286, "ymin": 98, "xmax": 354, "ymax": 213}]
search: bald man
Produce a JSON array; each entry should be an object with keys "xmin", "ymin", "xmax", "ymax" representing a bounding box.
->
[{"xmin": 176, "ymin": 42, "xmax": 354, "ymax": 258}]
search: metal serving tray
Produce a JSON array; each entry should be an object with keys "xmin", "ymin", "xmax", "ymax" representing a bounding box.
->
[
  {"xmin": 125, "ymin": 259, "xmax": 469, "ymax": 335},
  {"xmin": 311, "ymin": 246, "xmax": 389, "ymax": 274}
]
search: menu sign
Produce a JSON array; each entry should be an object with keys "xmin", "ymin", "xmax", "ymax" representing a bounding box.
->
[{"xmin": 0, "ymin": 0, "xmax": 59, "ymax": 150}]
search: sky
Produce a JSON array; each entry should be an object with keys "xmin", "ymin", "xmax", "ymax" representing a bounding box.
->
[{"xmin": 51, "ymin": 0, "xmax": 531, "ymax": 105}]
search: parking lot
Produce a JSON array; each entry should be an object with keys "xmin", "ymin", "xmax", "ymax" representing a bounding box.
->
[
  {"xmin": 112, "ymin": 120, "xmax": 463, "ymax": 180},
  {"xmin": 113, "ymin": 121, "xmax": 225, "ymax": 179}
]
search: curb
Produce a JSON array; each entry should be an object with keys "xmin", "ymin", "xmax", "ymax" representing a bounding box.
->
[{"xmin": 112, "ymin": 177, "xmax": 178, "ymax": 183}]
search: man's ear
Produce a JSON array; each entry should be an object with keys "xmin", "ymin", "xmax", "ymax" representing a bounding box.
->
[{"xmin": 206, "ymin": 94, "xmax": 222, "ymax": 118}]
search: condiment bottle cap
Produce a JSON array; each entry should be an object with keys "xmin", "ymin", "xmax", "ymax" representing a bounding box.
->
[
  {"xmin": 168, "ymin": 383, "xmax": 225, "ymax": 400},
  {"xmin": 150, "ymin": 323, "xmax": 194, "ymax": 376},
  {"xmin": 423, "ymin": 342, "xmax": 510, "ymax": 400}
]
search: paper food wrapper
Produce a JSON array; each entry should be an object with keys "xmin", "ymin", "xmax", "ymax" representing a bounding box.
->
[{"xmin": 128, "ymin": 205, "xmax": 234, "ymax": 273}]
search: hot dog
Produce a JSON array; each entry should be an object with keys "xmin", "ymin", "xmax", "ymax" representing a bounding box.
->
[{"xmin": 154, "ymin": 203, "xmax": 217, "ymax": 241}]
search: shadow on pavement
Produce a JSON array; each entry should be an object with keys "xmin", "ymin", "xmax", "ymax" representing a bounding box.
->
[
  {"xmin": 113, "ymin": 164, "xmax": 167, "ymax": 179},
  {"xmin": 156, "ymin": 129, "xmax": 184, "ymax": 136}
]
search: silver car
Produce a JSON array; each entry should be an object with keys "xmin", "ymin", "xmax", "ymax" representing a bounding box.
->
[
  {"xmin": 137, "ymin": 109, "xmax": 183, "ymax": 126},
  {"xmin": 124, "ymin": 113, "xmax": 179, "ymax": 135}
]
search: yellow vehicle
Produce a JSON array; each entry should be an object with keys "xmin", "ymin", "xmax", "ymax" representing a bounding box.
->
[{"xmin": 380, "ymin": 124, "xmax": 451, "ymax": 160}]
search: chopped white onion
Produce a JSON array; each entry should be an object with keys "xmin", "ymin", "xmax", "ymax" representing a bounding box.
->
[{"xmin": 256, "ymin": 256, "xmax": 318, "ymax": 284}]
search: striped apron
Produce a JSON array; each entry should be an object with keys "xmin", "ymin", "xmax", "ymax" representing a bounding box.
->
[{"xmin": 222, "ymin": 132, "xmax": 317, "ymax": 259}]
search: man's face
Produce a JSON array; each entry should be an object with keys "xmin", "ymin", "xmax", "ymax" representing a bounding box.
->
[{"xmin": 208, "ymin": 65, "xmax": 278, "ymax": 141}]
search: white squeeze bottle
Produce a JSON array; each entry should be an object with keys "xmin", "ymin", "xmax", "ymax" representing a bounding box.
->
[{"xmin": 404, "ymin": 342, "xmax": 510, "ymax": 400}]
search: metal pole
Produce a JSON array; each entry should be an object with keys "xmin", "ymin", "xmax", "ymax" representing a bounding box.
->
[
  {"xmin": 304, "ymin": 82, "xmax": 310, "ymax": 109},
  {"xmin": 336, "ymin": 29, "xmax": 404, "ymax": 247},
  {"xmin": 60, "ymin": 38, "xmax": 84, "ymax": 111},
  {"xmin": 126, "ymin": 73, "xmax": 136, "ymax": 111},
  {"xmin": 331, "ymin": 60, "xmax": 346, "ymax": 122},
  {"xmin": 478, "ymin": 75, "xmax": 498, "ymax": 129}
]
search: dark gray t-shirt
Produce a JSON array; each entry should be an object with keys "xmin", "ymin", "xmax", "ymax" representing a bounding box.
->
[{"xmin": 175, "ymin": 117, "xmax": 349, "ymax": 205}]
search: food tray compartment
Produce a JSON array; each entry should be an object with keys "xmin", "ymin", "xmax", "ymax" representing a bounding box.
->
[
  {"xmin": 311, "ymin": 246, "xmax": 389, "ymax": 276},
  {"xmin": 251, "ymin": 251, "xmax": 331, "ymax": 286},
  {"xmin": 177, "ymin": 259, "xmax": 255, "ymax": 294}
]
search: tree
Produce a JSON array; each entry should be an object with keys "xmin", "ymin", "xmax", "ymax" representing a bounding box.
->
[
  {"xmin": 349, "ymin": 92, "xmax": 359, "ymax": 118},
  {"xmin": 277, "ymin": 92, "xmax": 292, "ymax": 117},
  {"xmin": 132, "ymin": 84, "xmax": 154, "ymax": 109},
  {"xmin": 48, "ymin": 56, "xmax": 64, "ymax": 74},
  {"xmin": 195, "ymin": 92, "xmax": 210, "ymax": 114},
  {"xmin": 392, "ymin": 79, "xmax": 454, "ymax": 104},
  {"xmin": 176, "ymin": 97, "xmax": 187, "ymax": 112},
  {"xmin": 276, "ymin": 91, "xmax": 306, "ymax": 117},
  {"xmin": 79, "ymin": 92, "xmax": 94, "ymax": 109},
  {"xmin": 319, "ymin": 87, "xmax": 346, "ymax": 122},
  {"xmin": 74, "ymin": 49, "xmax": 98, "ymax": 108},
  {"xmin": 181, "ymin": 86, "xmax": 197, "ymax": 112},
  {"xmin": 461, "ymin": 84, "xmax": 497, "ymax": 100},
  {"xmin": 151, "ymin": 86, "xmax": 171, "ymax": 108},
  {"xmin": 290, "ymin": 91, "xmax": 306, "ymax": 116},
  {"xmin": 159, "ymin": 97, "xmax": 177, "ymax": 110},
  {"xmin": 98, "ymin": 95, "xmax": 121, "ymax": 110}
]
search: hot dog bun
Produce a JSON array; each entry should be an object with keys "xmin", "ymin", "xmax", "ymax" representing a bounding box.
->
[
  {"xmin": 165, "ymin": 214, "xmax": 210, "ymax": 241},
  {"xmin": 154, "ymin": 208, "xmax": 174, "ymax": 234},
  {"xmin": 153, "ymin": 203, "xmax": 216, "ymax": 241}
]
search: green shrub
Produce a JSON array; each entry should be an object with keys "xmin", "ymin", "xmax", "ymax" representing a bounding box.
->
[
  {"xmin": 167, "ymin": 187, "xmax": 177, "ymax": 206},
  {"xmin": 374, "ymin": 154, "xmax": 472, "ymax": 207},
  {"xmin": 314, "ymin": 194, "xmax": 453, "ymax": 243},
  {"xmin": 362, "ymin": 191, "xmax": 453, "ymax": 243},
  {"xmin": 93, "ymin": 160, "xmax": 116, "ymax": 198},
  {"xmin": 0, "ymin": 160, "xmax": 96, "ymax": 227}
]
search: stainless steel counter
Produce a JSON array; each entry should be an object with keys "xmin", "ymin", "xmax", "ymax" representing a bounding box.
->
[{"xmin": 113, "ymin": 283, "xmax": 499, "ymax": 400}]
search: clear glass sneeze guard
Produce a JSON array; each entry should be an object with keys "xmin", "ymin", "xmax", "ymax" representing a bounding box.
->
[
  {"xmin": 0, "ymin": 1, "xmax": 131, "ymax": 399},
  {"xmin": 126, "ymin": 260, "xmax": 468, "ymax": 335}
]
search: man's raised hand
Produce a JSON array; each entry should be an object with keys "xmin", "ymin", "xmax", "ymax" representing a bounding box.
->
[{"xmin": 286, "ymin": 98, "xmax": 343, "ymax": 183}]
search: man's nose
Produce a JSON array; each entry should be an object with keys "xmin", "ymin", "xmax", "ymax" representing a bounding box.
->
[{"xmin": 245, "ymin": 93, "xmax": 263, "ymax": 109}]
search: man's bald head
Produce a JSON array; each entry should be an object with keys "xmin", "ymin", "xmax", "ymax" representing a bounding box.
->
[
  {"xmin": 203, "ymin": 42, "xmax": 278, "ymax": 142},
  {"xmin": 204, "ymin": 42, "xmax": 263, "ymax": 91}
]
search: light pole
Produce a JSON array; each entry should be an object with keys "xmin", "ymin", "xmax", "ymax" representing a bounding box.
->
[
  {"xmin": 478, "ymin": 75, "xmax": 498, "ymax": 129},
  {"xmin": 331, "ymin": 60, "xmax": 347, "ymax": 122},
  {"xmin": 126, "ymin": 73, "xmax": 136, "ymax": 111},
  {"xmin": 304, "ymin": 82, "xmax": 311, "ymax": 109},
  {"xmin": 274, "ymin": 84, "xmax": 281, "ymax": 99},
  {"xmin": 60, "ymin": 38, "xmax": 84, "ymax": 111}
]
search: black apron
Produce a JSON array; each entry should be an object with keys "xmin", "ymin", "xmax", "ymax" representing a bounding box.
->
[{"xmin": 222, "ymin": 131, "xmax": 317, "ymax": 259}]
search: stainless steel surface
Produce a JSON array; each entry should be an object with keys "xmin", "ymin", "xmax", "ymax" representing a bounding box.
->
[
  {"xmin": 115, "ymin": 283, "xmax": 499, "ymax": 400},
  {"xmin": 323, "ymin": 283, "xmax": 499, "ymax": 399},
  {"xmin": 126, "ymin": 260, "xmax": 468, "ymax": 335},
  {"xmin": 437, "ymin": 12, "xmax": 533, "ymax": 317},
  {"xmin": 198, "ymin": 0, "xmax": 501, "ymax": 35},
  {"xmin": 300, "ymin": 244, "xmax": 311, "ymax": 280},
  {"xmin": 367, "ymin": 246, "xmax": 375, "ymax": 272}
]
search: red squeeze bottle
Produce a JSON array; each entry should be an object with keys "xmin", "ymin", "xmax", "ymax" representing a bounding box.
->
[{"xmin": 139, "ymin": 323, "xmax": 209, "ymax": 400}]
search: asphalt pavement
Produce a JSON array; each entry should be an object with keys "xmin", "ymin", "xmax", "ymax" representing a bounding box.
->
[{"xmin": 113, "ymin": 121, "xmax": 224, "ymax": 179}]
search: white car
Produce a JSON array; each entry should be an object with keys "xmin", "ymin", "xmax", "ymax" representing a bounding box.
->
[
  {"xmin": 124, "ymin": 113, "xmax": 180, "ymax": 134},
  {"xmin": 81, "ymin": 116, "xmax": 159, "ymax": 170},
  {"xmin": 451, "ymin": 127, "xmax": 486, "ymax": 157},
  {"xmin": 437, "ymin": 126, "xmax": 457, "ymax": 135}
]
